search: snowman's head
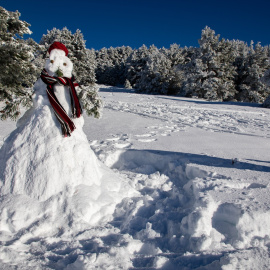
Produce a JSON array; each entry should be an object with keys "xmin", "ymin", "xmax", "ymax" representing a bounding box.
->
[
  {"xmin": 45, "ymin": 49, "xmax": 73, "ymax": 78},
  {"xmin": 45, "ymin": 42, "xmax": 73, "ymax": 78}
]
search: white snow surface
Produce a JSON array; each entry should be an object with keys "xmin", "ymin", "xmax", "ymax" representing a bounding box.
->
[{"xmin": 0, "ymin": 85, "xmax": 270, "ymax": 269}]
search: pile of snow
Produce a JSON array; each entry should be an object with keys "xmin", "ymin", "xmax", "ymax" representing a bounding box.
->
[
  {"xmin": 0, "ymin": 49, "xmax": 137, "ymax": 269},
  {"xmin": 0, "ymin": 85, "xmax": 270, "ymax": 269}
]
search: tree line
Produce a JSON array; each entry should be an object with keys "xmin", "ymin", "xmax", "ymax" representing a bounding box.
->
[
  {"xmin": 1, "ymin": 6, "xmax": 270, "ymax": 120},
  {"xmin": 95, "ymin": 27, "xmax": 270, "ymax": 104}
]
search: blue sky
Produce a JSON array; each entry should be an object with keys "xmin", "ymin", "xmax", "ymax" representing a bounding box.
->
[{"xmin": 1, "ymin": 0, "xmax": 270, "ymax": 50}]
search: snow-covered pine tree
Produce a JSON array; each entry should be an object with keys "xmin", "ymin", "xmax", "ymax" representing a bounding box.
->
[
  {"xmin": 261, "ymin": 47, "xmax": 270, "ymax": 108},
  {"xmin": 216, "ymin": 38, "xmax": 238, "ymax": 100},
  {"xmin": 114, "ymin": 46, "xmax": 133, "ymax": 85},
  {"xmin": 135, "ymin": 45, "xmax": 166, "ymax": 93},
  {"xmin": 95, "ymin": 46, "xmax": 133, "ymax": 86},
  {"xmin": 72, "ymin": 30, "xmax": 96, "ymax": 85},
  {"xmin": 161, "ymin": 44, "xmax": 184, "ymax": 67},
  {"xmin": 163, "ymin": 44, "xmax": 196, "ymax": 95},
  {"xmin": 106, "ymin": 47, "xmax": 124, "ymax": 85},
  {"xmin": 135, "ymin": 45, "xmax": 183, "ymax": 94},
  {"xmin": 0, "ymin": 7, "xmax": 36, "ymax": 120},
  {"xmin": 174, "ymin": 46, "xmax": 199, "ymax": 97},
  {"xmin": 182, "ymin": 27, "xmax": 237, "ymax": 101},
  {"xmin": 40, "ymin": 27, "xmax": 102, "ymax": 118},
  {"xmin": 95, "ymin": 47, "xmax": 112, "ymax": 85},
  {"xmin": 125, "ymin": 45, "xmax": 149, "ymax": 88},
  {"xmin": 232, "ymin": 40, "xmax": 249, "ymax": 94},
  {"xmin": 26, "ymin": 38, "xmax": 46, "ymax": 78},
  {"xmin": 262, "ymin": 69, "xmax": 270, "ymax": 87},
  {"xmin": 236, "ymin": 41, "xmax": 270, "ymax": 103},
  {"xmin": 76, "ymin": 84, "xmax": 103, "ymax": 118}
]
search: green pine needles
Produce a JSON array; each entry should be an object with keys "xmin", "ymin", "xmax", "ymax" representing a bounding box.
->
[
  {"xmin": 0, "ymin": 6, "xmax": 36, "ymax": 120},
  {"xmin": 55, "ymin": 68, "xmax": 64, "ymax": 77},
  {"xmin": 77, "ymin": 85, "xmax": 103, "ymax": 119}
]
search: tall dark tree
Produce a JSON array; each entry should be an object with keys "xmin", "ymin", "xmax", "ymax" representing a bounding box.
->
[
  {"xmin": 125, "ymin": 45, "xmax": 150, "ymax": 87},
  {"xmin": 182, "ymin": 27, "xmax": 237, "ymax": 101},
  {"xmin": 0, "ymin": 6, "xmax": 36, "ymax": 120},
  {"xmin": 135, "ymin": 45, "xmax": 184, "ymax": 94},
  {"xmin": 235, "ymin": 42, "xmax": 270, "ymax": 103},
  {"xmin": 95, "ymin": 46, "xmax": 133, "ymax": 86}
]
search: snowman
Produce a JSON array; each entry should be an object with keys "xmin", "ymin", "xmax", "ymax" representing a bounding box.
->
[
  {"xmin": 0, "ymin": 42, "xmax": 135, "ymax": 228},
  {"xmin": 40, "ymin": 42, "xmax": 83, "ymax": 137}
]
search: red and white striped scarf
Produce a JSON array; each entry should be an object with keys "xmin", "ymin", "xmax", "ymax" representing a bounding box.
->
[{"xmin": 40, "ymin": 69, "xmax": 82, "ymax": 137}]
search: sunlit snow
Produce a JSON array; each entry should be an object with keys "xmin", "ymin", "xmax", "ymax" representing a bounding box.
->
[{"xmin": 0, "ymin": 85, "xmax": 270, "ymax": 269}]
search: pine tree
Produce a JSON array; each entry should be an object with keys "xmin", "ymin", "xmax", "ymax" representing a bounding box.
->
[
  {"xmin": 95, "ymin": 47, "xmax": 111, "ymax": 85},
  {"xmin": 135, "ymin": 45, "xmax": 183, "ymax": 94},
  {"xmin": 236, "ymin": 42, "xmax": 270, "ymax": 103},
  {"xmin": 162, "ymin": 44, "xmax": 194, "ymax": 95},
  {"xmin": 262, "ymin": 69, "xmax": 270, "ymax": 87},
  {"xmin": 0, "ymin": 7, "xmax": 36, "ymax": 120},
  {"xmin": 161, "ymin": 44, "xmax": 185, "ymax": 66},
  {"xmin": 260, "ymin": 47, "xmax": 270, "ymax": 107},
  {"xmin": 95, "ymin": 46, "xmax": 133, "ymax": 86},
  {"xmin": 232, "ymin": 40, "xmax": 249, "ymax": 94},
  {"xmin": 26, "ymin": 38, "xmax": 46, "ymax": 78},
  {"xmin": 125, "ymin": 45, "xmax": 149, "ymax": 87},
  {"xmin": 76, "ymin": 84, "xmax": 103, "ymax": 118},
  {"xmin": 135, "ymin": 45, "xmax": 164, "ymax": 93},
  {"xmin": 182, "ymin": 27, "xmax": 237, "ymax": 101}
]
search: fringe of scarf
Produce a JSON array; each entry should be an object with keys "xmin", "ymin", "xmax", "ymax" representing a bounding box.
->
[{"xmin": 40, "ymin": 69, "xmax": 82, "ymax": 137}]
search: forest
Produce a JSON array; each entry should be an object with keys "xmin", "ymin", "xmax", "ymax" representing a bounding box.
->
[{"xmin": 1, "ymin": 6, "xmax": 270, "ymax": 121}]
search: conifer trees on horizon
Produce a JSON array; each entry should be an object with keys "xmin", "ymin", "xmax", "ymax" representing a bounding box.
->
[
  {"xmin": 1, "ymin": 4, "xmax": 270, "ymax": 122},
  {"xmin": 95, "ymin": 26, "xmax": 270, "ymax": 103}
]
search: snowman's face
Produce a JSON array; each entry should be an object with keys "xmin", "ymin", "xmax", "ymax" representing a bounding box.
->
[{"xmin": 45, "ymin": 49, "xmax": 73, "ymax": 78}]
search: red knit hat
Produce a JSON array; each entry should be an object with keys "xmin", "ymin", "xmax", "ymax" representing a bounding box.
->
[{"xmin": 48, "ymin": 41, "xmax": 69, "ymax": 56}]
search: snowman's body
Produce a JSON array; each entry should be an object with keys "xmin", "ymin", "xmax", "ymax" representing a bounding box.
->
[
  {"xmin": 0, "ymin": 45, "xmax": 135, "ymax": 227},
  {"xmin": 45, "ymin": 48, "xmax": 73, "ymax": 116},
  {"xmin": 54, "ymin": 83, "xmax": 72, "ymax": 116}
]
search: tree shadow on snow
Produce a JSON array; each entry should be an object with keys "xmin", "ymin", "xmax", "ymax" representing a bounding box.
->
[
  {"xmin": 112, "ymin": 149, "xmax": 270, "ymax": 174},
  {"xmin": 109, "ymin": 149, "xmax": 235, "ymax": 269},
  {"xmin": 108, "ymin": 149, "xmax": 269, "ymax": 268},
  {"xmin": 157, "ymin": 96, "xmax": 263, "ymax": 108},
  {"xmin": 98, "ymin": 86, "xmax": 264, "ymax": 109},
  {"xmin": 98, "ymin": 86, "xmax": 135, "ymax": 94}
]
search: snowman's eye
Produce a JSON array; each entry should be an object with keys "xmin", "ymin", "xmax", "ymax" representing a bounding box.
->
[
  {"xmin": 63, "ymin": 63, "xmax": 67, "ymax": 66},
  {"xmin": 50, "ymin": 60, "xmax": 54, "ymax": 63}
]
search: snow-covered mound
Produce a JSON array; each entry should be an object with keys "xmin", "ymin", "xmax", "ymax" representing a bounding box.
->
[
  {"xmin": 0, "ymin": 85, "xmax": 270, "ymax": 269},
  {"xmin": 0, "ymin": 78, "xmax": 101, "ymax": 200},
  {"xmin": 0, "ymin": 51, "xmax": 136, "ymax": 243}
]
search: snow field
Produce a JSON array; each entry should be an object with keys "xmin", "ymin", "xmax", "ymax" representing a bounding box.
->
[
  {"xmin": 87, "ymin": 86, "xmax": 270, "ymax": 269},
  {"xmin": 0, "ymin": 85, "xmax": 270, "ymax": 269}
]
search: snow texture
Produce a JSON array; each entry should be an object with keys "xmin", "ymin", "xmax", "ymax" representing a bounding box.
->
[{"xmin": 0, "ymin": 84, "xmax": 270, "ymax": 269}]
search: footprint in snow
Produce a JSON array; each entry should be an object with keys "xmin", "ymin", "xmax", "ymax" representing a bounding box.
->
[
  {"xmin": 137, "ymin": 138, "xmax": 157, "ymax": 143},
  {"xmin": 115, "ymin": 142, "xmax": 132, "ymax": 148},
  {"xmin": 106, "ymin": 137, "xmax": 121, "ymax": 141},
  {"xmin": 135, "ymin": 133, "xmax": 154, "ymax": 138},
  {"xmin": 135, "ymin": 133, "xmax": 157, "ymax": 142}
]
